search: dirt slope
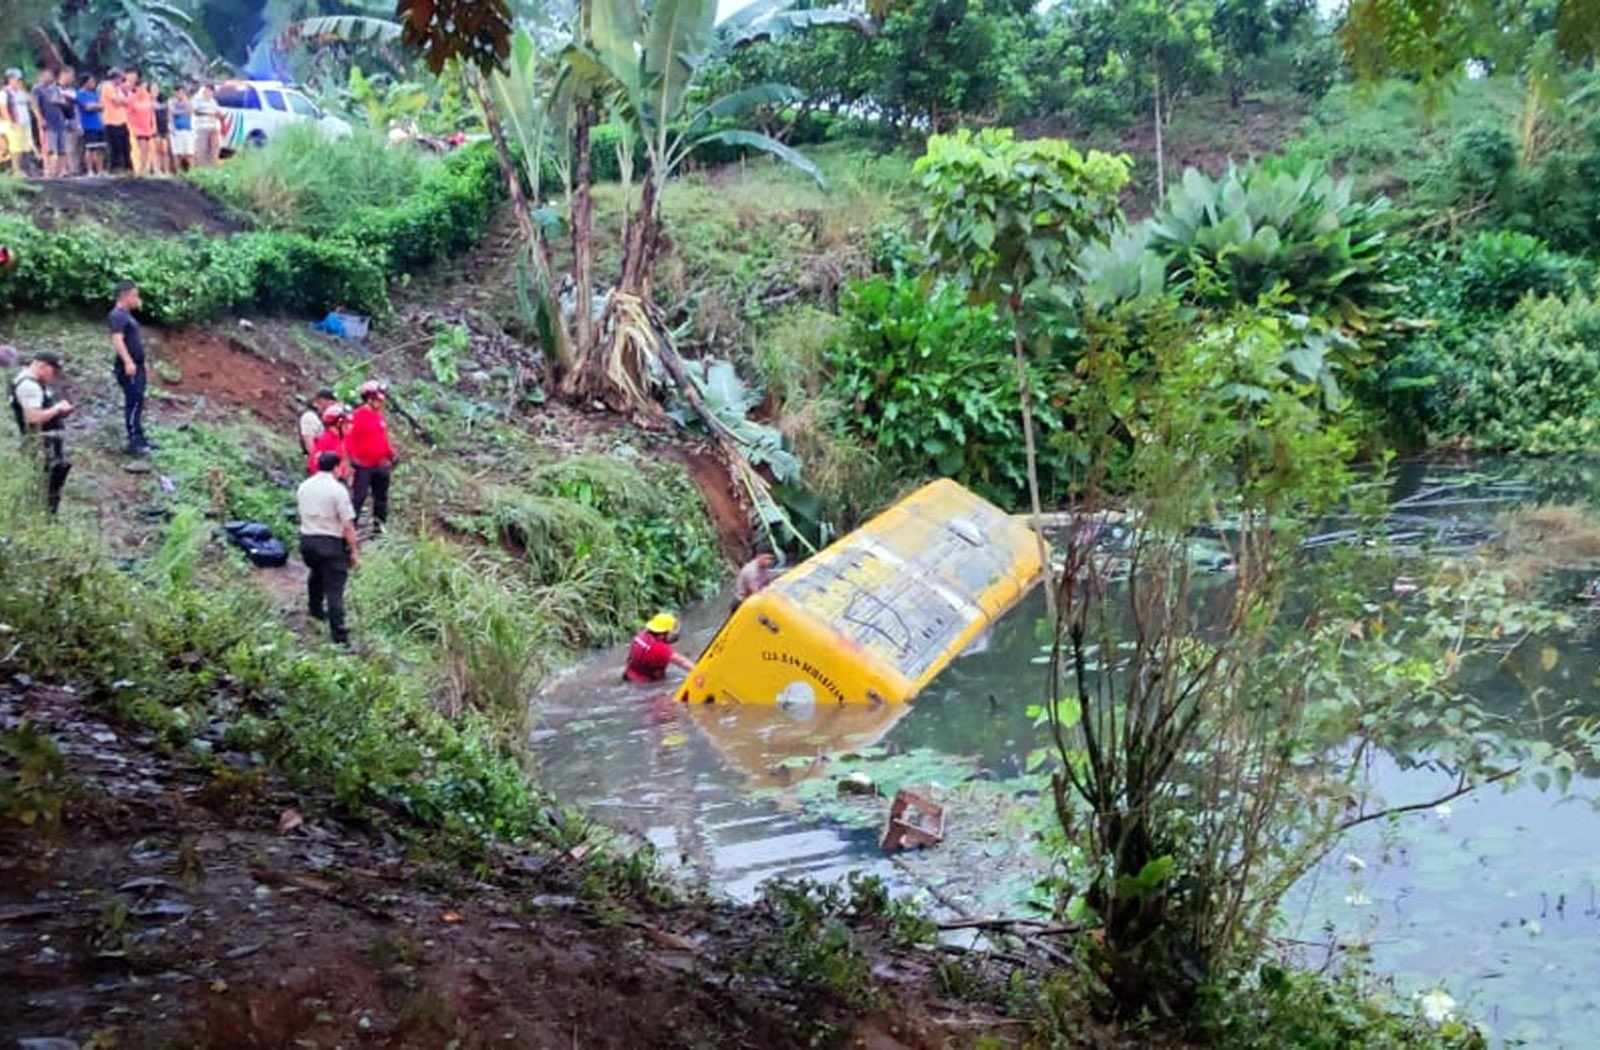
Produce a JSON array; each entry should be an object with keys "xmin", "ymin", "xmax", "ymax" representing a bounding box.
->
[
  {"xmin": 20, "ymin": 176, "xmax": 249, "ymax": 235},
  {"xmin": 1, "ymin": 682, "xmax": 1015, "ymax": 1049}
]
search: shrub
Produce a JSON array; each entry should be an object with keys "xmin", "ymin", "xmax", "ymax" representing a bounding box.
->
[
  {"xmin": 828, "ymin": 275, "xmax": 1062, "ymax": 508},
  {"xmin": 0, "ymin": 144, "xmax": 499, "ymax": 323},
  {"xmin": 188, "ymin": 125, "xmax": 428, "ymax": 232},
  {"xmin": 1435, "ymin": 289, "xmax": 1600, "ymax": 451},
  {"xmin": 1454, "ymin": 229, "xmax": 1578, "ymax": 313},
  {"xmin": 1445, "ymin": 122, "xmax": 1517, "ymax": 205},
  {"xmin": 1147, "ymin": 162, "xmax": 1395, "ymax": 324},
  {"xmin": 332, "ymin": 145, "xmax": 502, "ymax": 276}
]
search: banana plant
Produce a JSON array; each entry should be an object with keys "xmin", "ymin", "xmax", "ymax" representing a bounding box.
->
[
  {"xmin": 562, "ymin": 0, "xmax": 826, "ymax": 288},
  {"xmin": 554, "ymin": 0, "xmax": 832, "ymax": 407},
  {"xmin": 47, "ymin": 0, "xmax": 209, "ymax": 76}
]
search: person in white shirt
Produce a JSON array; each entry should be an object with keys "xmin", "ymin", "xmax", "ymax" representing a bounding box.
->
[
  {"xmin": 298, "ymin": 387, "xmax": 338, "ymax": 456},
  {"xmin": 190, "ymin": 82, "xmax": 220, "ymax": 166},
  {"xmin": 297, "ymin": 451, "xmax": 360, "ymax": 645}
]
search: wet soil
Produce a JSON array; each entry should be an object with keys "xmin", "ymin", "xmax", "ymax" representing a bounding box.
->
[
  {"xmin": 0, "ymin": 683, "xmax": 1015, "ymax": 1049},
  {"xmin": 20, "ymin": 177, "xmax": 249, "ymax": 236},
  {"xmin": 157, "ymin": 327, "xmax": 311, "ymax": 422}
]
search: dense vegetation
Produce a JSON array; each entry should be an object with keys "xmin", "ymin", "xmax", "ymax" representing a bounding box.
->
[
  {"xmin": 0, "ymin": 134, "xmax": 501, "ymax": 322},
  {"xmin": 8, "ymin": 0, "xmax": 1600, "ymax": 1044}
]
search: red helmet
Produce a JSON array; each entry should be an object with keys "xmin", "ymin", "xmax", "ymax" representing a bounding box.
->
[
  {"xmin": 358, "ymin": 379, "xmax": 388, "ymax": 400},
  {"xmin": 321, "ymin": 403, "xmax": 348, "ymax": 424}
]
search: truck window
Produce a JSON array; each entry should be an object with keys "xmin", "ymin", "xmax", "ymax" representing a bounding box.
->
[
  {"xmin": 216, "ymin": 85, "xmax": 258, "ymax": 109},
  {"xmin": 264, "ymin": 90, "xmax": 287, "ymax": 112},
  {"xmin": 287, "ymin": 93, "xmax": 319, "ymax": 118}
]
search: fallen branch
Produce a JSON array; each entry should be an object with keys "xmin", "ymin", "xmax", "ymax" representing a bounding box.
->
[
  {"xmin": 936, "ymin": 917, "xmax": 1081, "ymax": 936},
  {"xmin": 1336, "ymin": 766, "xmax": 1518, "ymax": 832}
]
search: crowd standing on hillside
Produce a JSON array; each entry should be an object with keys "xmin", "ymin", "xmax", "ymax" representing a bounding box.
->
[{"xmin": 1, "ymin": 63, "xmax": 221, "ymax": 177}]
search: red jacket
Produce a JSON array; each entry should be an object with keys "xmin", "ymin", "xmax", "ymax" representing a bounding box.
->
[
  {"xmin": 346, "ymin": 404, "xmax": 395, "ymax": 468},
  {"xmin": 624, "ymin": 631, "xmax": 675, "ymax": 683},
  {"xmin": 308, "ymin": 428, "xmax": 349, "ymax": 479}
]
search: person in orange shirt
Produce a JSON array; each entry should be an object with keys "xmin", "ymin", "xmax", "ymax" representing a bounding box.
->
[
  {"xmin": 126, "ymin": 74, "xmax": 156, "ymax": 176},
  {"xmin": 99, "ymin": 68, "xmax": 129, "ymax": 173}
]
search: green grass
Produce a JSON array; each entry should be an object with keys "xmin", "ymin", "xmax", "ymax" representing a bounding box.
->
[
  {"xmin": 1280, "ymin": 77, "xmax": 1523, "ymax": 204},
  {"xmin": 188, "ymin": 125, "xmax": 431, "ymax": 232},
  {"xmin": 0, "ymin": 469, "xmax": 554, "ymax": 846},
  {"xmin": 585, "ymin": 144, "xmax": 916, "ymax": 357}
]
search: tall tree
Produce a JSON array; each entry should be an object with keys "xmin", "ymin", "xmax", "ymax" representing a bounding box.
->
[
  {"xmin": 914, "ymin": 129, "xmax": 1130, "ymax": 608},
  {"xmin": 1077, "ymin": 0, "xmax": 1219, "ymax": 196}
]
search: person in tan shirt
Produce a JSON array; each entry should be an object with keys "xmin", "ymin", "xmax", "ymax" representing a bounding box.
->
[{"xmin": 297, "ymin": 451, "xmax": 360, "ymax": 645}]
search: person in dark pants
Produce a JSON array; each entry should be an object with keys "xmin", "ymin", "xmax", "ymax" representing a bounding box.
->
[
  {"xmin": 108, "ymin": 280, "xmax": 152, "ymax": 455},
  {"xmin": 347, "ymin": 379, "xmax": 397, "ymax": 528},
  {"xmin": 297, "ymin": 450, "xmax": 361, "ymax": 645},
  {"xmin": 9, "ymin": 351, "xmax": 73, "ymax": 515}
]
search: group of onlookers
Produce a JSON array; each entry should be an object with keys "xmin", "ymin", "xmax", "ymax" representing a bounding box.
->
[{"xmin": 1, "ymin": 64, "xmax": 222, "ymax": 177}]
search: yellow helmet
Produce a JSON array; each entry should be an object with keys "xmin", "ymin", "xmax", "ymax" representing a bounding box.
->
[{"xmin": 646, "ymin": 612, "xmax": 678, "ymax": 634}]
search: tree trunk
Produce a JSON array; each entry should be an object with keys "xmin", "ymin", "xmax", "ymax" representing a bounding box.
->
[
  {"xmin": 618, "ymin": 175, "xmax": 661, "ymax": 297},
  {"xmin": 1153, "ymin": 69, "xmax": 1166, "ymax": 200},
  {"xmin": 1010, "ymin": 306, "xmax": 1055, "ymax": 619},
  {"xmin": 572, "ymin": 101, "xmax": 597, "ymax": 362},
  {"xmin": 473, "ymin": 74, "xmax": 574, "ymax": 374}
]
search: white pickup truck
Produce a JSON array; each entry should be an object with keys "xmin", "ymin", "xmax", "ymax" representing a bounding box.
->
[{"xmin": 215, "ymin": 79, "xmax": 352, "ymax": 153}]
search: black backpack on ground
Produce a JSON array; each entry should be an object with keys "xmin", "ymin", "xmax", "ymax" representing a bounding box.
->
[{"xmin": 221, "ymin": 520, "xmax": 290, "ymax": 568}]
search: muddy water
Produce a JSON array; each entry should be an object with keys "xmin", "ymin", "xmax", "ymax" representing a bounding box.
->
[{"xmin": 529, "ymin": 457, "xmax": 1600, "ymax": 1047}]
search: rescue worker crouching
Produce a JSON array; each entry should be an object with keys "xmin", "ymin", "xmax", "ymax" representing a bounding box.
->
[
  {"xmin": 9, "ymin": 351, "xmax": 74, "ymax": 515},
  {"xmin": 624, "ymin": 613, "xmax": 695, "ymax": 683}
]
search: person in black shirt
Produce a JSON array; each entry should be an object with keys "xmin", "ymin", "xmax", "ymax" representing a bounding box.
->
[{"xmin": 108, "ymin": 281, "xmax": 152, "ymax": 454}]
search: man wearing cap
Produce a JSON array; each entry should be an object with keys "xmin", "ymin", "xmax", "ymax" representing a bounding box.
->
[
  {"xmin": 108, "ymin": 280, "xmax": 152, "ymax": 455},
  {"xmin": 298, "ymin": 388, "xmax": 338, "ymax": 456},
  {"xmin": 9, "ymin": 352, "xmax": 74, "ymax": 515},
  {"xmin": 624, "ymin": 613, "xmax": 696, "ymax": 683},
  {"xmin": 297, "ymin": 450, "xmax": 360, "ymax": 646}
]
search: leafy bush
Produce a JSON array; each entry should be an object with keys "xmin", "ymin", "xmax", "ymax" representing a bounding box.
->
[
  {"xmin": 828, "ymin": 275, "xmax": 1061, "ymax": 508},
  {"xmin": 0, "ymin": 468, "xmax": 548, "ymax": 844},
  {"xmin": 0, "ymin": 143, "xmax": 500, "ymax": 324},
  {"xmin": 0, "ymin": 214, "xmax": 389, "ymax": 322},
  {"xmin": 1453, "ymin": 229, "xmax": 1579, "ymax": 313},
  {"xmin": 1147, "ymin": 162, "xmax": 1395, "ymax": 324},
  {"xmin": 1445, "ymin": 122, "xmax": 1518, "ymax": 205},
  {"xmin": 332, "ymin": 145, "xmax": 503, "ymax": 276},
  {"xmin": 1199, "ymin": 964, "xmax": 1486, "ymax": 1049},
  {"xmin": 1433, "ymin": 290, "xmax": 1600, "ymax": 452}
]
